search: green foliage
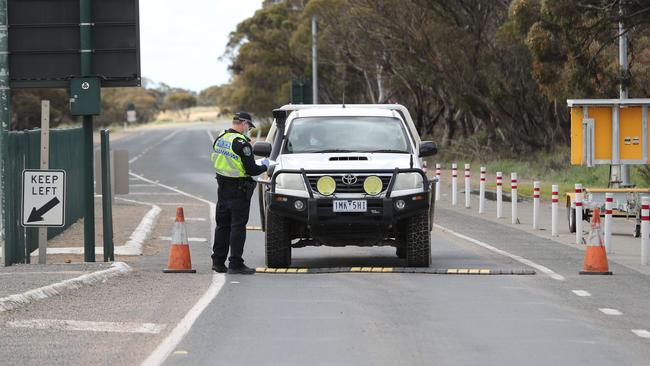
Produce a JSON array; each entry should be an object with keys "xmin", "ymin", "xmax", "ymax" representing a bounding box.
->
[
  {"xmin": 97, "ymin": 87, "xmax": 160, "ymax": 125},
  {"xmin": 11, "ymin": 89, "xmax": 72, "ymax": 130}
]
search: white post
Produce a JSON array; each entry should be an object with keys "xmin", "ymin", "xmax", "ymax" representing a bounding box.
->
[
  {"xmin": 575, "ymin": 183, "xmax": 583, "ymax": 245},
  {"xmin": 479, "ymin": 167, "xmax": 486, "ymax": 214},
  {"xmin": 604, "ymin": 193, "xmax": 613, "ymax": 253},
  {"xmin": 642, "ymin": 197, "xmax": 649, "ymax": 265},
  {"xmin": 533, "ymin": 181, "xmax": 540, "ymax": 229},
  {"xmin": 511, "ymin": 173, "xmax": 518, "ymax": 224},
  {"xmin": 39, "ymin": 100, "xmax": 50, "ymax": 265},
  {"xmin": 451, "ymin": 163, "xmax": 458, "ymax": 206},
  {"xmin": 435, "ymin": 164, "xmax": 441, "ymax": 201},
  {"xmin": 464, "ymin": 164, "xmax": 471, "ymax": 208},
  {"xmin": 551, "ymin": 185, "xmax": 559, "ymax": 236},
  {"xmin": 496, "ymin": 172, "xmax": 503, "ymax": 218},
  {"xmin": 422, "ymin": 160, "xmax": 428, "ymax": 176}
]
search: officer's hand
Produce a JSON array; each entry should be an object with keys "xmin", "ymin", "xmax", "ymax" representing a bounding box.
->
[{"xmin": 261, "ymin": 158, "xmax": 270, "ymax": 168}]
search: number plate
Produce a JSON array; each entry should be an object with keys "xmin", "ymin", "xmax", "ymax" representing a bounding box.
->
[{"xmin": 333, "ymin": 200, "xmax": 367, "ymax": 212}]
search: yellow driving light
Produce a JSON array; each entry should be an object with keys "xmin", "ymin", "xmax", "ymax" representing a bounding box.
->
[
  {"xmin": 363, "ymin": 176, "xmax": 383, "ymax": 196},
  {"xmin": 317, "ymin": 176, "xmax": 336, "ymax": 196}
]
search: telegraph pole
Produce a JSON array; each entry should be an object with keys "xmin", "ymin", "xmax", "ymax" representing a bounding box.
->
[
  {"xmin": 0, "ymin": 0, "xmax": 9, "ymax": 266},
  {"xmin": 312, "ymin": 16, "xmax": 318, "ymax": 104},
  {"xmin": 80, "ymin": 0, "xmax": 96, "ymax": 261},
  {"xmin": 619, "ymin": 0, "xmax": 631, "ymax": 187}
]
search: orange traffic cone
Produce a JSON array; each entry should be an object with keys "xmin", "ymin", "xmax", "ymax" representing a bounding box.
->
[
  {"xmin": 579, "ymin": 207, "xmax": 612, "ymax": 275},
  {"xmin": 163, "ymin": 207, "xmax": 196, "ymax": 273}
]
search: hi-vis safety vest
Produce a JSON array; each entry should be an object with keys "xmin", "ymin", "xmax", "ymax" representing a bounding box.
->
[{"xmin": 211, "ymin": 132, "xmax": 249, "ymax": 178}]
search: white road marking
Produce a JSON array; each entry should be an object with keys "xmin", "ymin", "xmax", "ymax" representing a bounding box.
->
[
  {"xmin": 632, "ymin": 329, "xmax": 650, "ymax": 338},
  {"xmin": 0, "ymin": 262, "xmax": 132, "ymax": 312},
  {"xmin": 572, "ymin": 290, "xmax": 592, "ymax": 297},
  {"xmin": 172, "ymin": 350, "xmax": 189, "ymax": 355},
  {"xmin": 32, "ymin": 198, "xmax": 161, "ymax": 256},
  {"xmin": 129, "ymin": 130, "xmax": 181, "ymax": 164},
  {"xmin": 140, "ymin": 274, "xmax": 225, "ymax": 366},
  {"xmin": 157, "ymin": 236, "xmax": 208, "ymax": 243},
  {"xmin": 130, "ymin": 184, "xmax": 156, "ymax": 187},
  {"xmin": 131, "ymin": 169, "xmax": 222, "ymax": 366},
  {"xmin": 6, "ymin": 319, "xmax": 165, "ymax": 334},
  {"xmin": 128, "ymin": 192, "xmax": 182, "ymax": 196},
  {"xmin": 599, "ymin": 308, "xmax": 623, "ymax": 315},
  {"xmin": 434, "ymin": 224, "xmax": 566, "ymax": 281}
]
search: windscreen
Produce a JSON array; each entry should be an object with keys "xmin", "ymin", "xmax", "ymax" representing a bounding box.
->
[{"xmin": 284, "ymin": 116, "xmax": 411, "ymax": 154}]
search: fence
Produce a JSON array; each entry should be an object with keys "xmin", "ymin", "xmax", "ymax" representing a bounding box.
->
[{"xmin": 3, "ymin": 128, "xmax": 85, "ymax": 266}]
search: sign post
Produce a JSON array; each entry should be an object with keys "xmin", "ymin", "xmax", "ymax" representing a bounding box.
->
[{"xmin": 38, "ymin": 101, "xmax": 50, "ymax": 264}]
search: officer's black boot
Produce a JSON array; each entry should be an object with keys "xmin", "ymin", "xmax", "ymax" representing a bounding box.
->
[
  {"xmin": 212, "ymin": 263, "xmax": 228, "ymax": 273},
  {"xmin": 227, "ymin": 264, "xmax": 256, "ymax": 275}
]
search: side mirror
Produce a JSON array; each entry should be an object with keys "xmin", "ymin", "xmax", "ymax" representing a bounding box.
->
[
  {"xmin": 419, "ymin": 141, "xmax": 438, "ymax": 157},
  {"xmin": 253, "ymin": 141, "xmax": 272, "ymax": 157}
]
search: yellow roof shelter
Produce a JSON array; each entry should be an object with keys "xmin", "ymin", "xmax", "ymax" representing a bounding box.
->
[{"xmin": 568, "ymin": 99, "xmax": 650, "ymax": 166}]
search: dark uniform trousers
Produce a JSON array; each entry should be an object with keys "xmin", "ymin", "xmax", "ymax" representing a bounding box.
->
[{"xmin": 212, "ymin": 179, "xmax": 254, "ymax": 267}]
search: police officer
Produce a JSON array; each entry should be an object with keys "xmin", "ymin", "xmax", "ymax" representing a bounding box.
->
[{"xmin": 211, "ymin": 112, "xmax": 269, "ymax": 274}]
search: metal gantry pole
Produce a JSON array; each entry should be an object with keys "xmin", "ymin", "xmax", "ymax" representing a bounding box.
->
[
  {"xmin": 311, "ymin": 16, "xmax": 318, "ymax": 104},
  {"xmin": 451, "ymin": 163, "xmax": 458, "ymax": 206},
  {"xmin": 551, "ymin": 185, "xmax": 559, "ymax": 236},
  {"xmin": 0, "ymin": 0, "xmax": 8, "ymax": 266},
  {"xmin": 511, "ymin": 173, "xmax": 518, "ymax": 224},
  {"xmin": 619, "ymin": 0, "xmax": 631, "ymax": 186},
  {"xmin": 605, "ymin": 193, "xmax": 613, "ymax": 253},
  {"xmin": 496, "ymin": 172, "xmax": 503, "ymax": 218},
  {"xmin": 575, "ymin": 183, "xmax": 583, "ymax": 245},
  {"xmin": 81, "ymin": 0, "xmax": 95, "ymax": 262},
  {"xmin": 464, "ymin": 164, "xmax": 471, "ymax": 208}
]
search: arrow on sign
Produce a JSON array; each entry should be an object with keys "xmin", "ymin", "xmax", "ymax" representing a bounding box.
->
[{"xmin": 27, "ymin": 197, "xmax": 61, "ymax": 223}]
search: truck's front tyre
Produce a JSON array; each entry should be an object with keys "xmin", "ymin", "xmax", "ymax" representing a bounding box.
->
[
  {"xmin": 265, "ymin": 209, "xmax": 291, "ymax": 268},
  {"xmin": 405, "ymin": 211, "xmax": 431, "ymax": 267}
]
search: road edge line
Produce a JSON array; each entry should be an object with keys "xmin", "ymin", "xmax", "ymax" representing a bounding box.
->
[
  {"xmin": 0, "ymin": 262, "xmax": 132, "ymax": 312},
  {"xmin": 434, "ymin": 224, "xmax": 566, "ymax": 281},
  {"xmin": 140, "ymin": 274, "xmax": 225, "ymax": 366}
]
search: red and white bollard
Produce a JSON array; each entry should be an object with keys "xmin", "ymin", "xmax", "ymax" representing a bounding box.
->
[
  {"xmin": 551, "ymin": 185, "xmax": 559, "ymax": 237},
  {"xmin": 452, "ymin": 163, "xmax": 458, "ymax": 206},
  {"xmin": 533, "ymin": 181, "xmax": 540, "ymax": 229},
  {"xmin": 605, "ymin": 193, "xmax": 613, "ymax": 253},
  {"xmin": 496, "ymin": 172, "xmax": 503, "ymax": 218},
  {"xmin": 464, "ymin": 164, "xmax": 471, "ymax": 208},
  {"xmin": 479, "ymin": 167, "xmax": 486, "ymax": 214},
  {"xmin": 435, "ymin": 163, "xmax": 441, "ymax": 201},
  {"xmin": 575, "ymin": 183, "xmax": 583, "ymax": 245},
  {"xmin": 511, "ymin": 172, "xmax": 518, "ymax": 224},
  {"xmin": 642, "ymin": 197, "xmax": 649, "ymax": 265}
]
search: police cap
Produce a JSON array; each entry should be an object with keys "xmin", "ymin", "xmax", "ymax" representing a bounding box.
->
[{"xmin": 234, "ymin": 112, "xmax": 256, "ymax": 129}]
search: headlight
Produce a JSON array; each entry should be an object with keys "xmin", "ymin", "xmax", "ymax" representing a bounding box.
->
[
  {"xmin": 363, "ymin": 176, "xmax": 383, "ymax": 196},
  {"xmin": 317, "ymin": 176, "xmax": 336, "ymax": 196},
  {"xmin": 393, "ymin": 173, "xmax": 424, "ymax": 191},
  {"xmin": 275, "ymin": 173, "xmax": 306, "ymax": 191}
]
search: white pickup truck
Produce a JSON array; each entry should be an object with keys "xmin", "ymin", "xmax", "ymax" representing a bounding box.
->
[{"xmin": 253, "ymin": 104, "xmax": 438, "ymax": 267}]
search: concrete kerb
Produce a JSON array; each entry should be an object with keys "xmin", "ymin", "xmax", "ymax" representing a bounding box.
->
[
  {"xmin": 0, "ymin": 262, "xmax": 132, "ymax": 312},
  {"xmin": 26, "ymin": 196, "xmax": 162, "ymax": 257}
]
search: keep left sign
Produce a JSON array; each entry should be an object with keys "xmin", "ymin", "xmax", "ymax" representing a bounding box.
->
[{"xmin": 22, "ymin": 169, "xmax": 66, "ymax": 227}]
